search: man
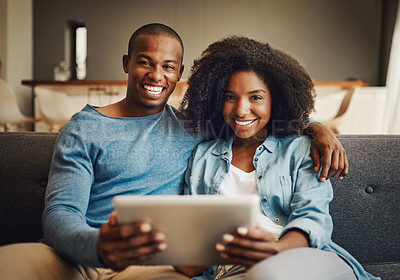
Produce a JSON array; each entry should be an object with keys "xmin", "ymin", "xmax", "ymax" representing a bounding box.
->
[{"xmin": 0, "ymin": 23, "xmax": 347, "ymax": 279}]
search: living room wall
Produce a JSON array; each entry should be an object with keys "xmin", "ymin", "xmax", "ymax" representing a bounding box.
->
[{"xmin": 34, "ymin": 0, "xmax": 385, "ymax": 85}]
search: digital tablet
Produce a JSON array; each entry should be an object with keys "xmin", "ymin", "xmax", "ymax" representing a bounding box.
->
[{"xmin": 112, "ymin": 195, "xmax": 259, "ymax": 265}]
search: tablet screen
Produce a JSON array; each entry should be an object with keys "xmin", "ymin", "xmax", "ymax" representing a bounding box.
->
[{"xmin": 113, "ymin": 195, "xmax": 259, "ymax": 265}]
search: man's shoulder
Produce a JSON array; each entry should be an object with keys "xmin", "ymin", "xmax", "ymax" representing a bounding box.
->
[
  {"xmin": 61, "ymin": 105, "xmax": 99, "ymax": 131},
  {"xmin": 67, "ymin": 104, "xmax": 100, "ymax": 121}
]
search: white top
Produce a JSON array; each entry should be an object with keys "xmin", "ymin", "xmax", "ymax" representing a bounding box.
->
[{"xmin": 219, "ymin": 164, "xmax": 284, "ymax": 240}]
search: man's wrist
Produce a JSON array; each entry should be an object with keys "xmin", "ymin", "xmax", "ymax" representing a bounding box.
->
[{"xmin": 305, "ymin": 122, "xmax": 321, "ymax": 138}]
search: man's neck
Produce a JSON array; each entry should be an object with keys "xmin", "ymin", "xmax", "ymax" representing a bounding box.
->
[{"xmin": 97, "ymin": 98, "xmax": 165, "ymax": 118}]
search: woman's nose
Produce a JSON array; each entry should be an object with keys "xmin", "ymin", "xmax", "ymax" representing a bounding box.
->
[{"xmin": 235, "ymin": 99, "xmax": 250, "ymax": 116}]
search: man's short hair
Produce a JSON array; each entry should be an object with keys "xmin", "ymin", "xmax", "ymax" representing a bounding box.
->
[{"xmin": 128, "ymin": 23, "xmax": 184, "ymax": 63}]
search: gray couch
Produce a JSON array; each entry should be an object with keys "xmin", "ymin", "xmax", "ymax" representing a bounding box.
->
[{"xmin": 0, "ymin": 132, "xmax": 399, "ymax": 279}]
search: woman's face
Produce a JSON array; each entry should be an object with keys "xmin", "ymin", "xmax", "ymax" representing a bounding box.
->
[{"xmin": 222, "ymin": 71, "xmax": 272, "ymax": 142}]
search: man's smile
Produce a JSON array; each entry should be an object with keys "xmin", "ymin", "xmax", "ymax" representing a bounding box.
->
[{"xmin": 143, "ymin": 85, "xmax": 164, "ymax": 96}]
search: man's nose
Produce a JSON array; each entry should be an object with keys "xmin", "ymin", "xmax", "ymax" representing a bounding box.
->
[{"xmin": 148, "ymin": 66, "xmax": 163, "ymax": 82}]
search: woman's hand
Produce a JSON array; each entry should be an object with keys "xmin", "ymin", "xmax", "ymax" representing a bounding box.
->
[
  {"xmin": 215, "ymin": 226, "xmax": 279, "ymax": 268},
  {"xmin": 307, "ymin": 123, "xmax": 349, "ymax": 181},
  {"xmin": 98, "ymin": 211, "xmax": 168, "ymax": 271},
  {"xmin": 216, "ymin": 226, "xmax": 309, "ymax": 268}
]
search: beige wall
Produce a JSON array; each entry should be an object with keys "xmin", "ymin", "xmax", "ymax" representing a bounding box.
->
[
  {"xmin": 0, "ymin": 0, "xmax": 33, "ymax": 116},
  {"xmin": 0, "ymin": 0, "xmax": 6, "ymax": 80},
  {"xmin": 33, "ymin": 0, "xmax": 382, "ymax": 84},
  {"xmin": 2, "ymin": 0, "xmax": 396, "ymax": 119}
]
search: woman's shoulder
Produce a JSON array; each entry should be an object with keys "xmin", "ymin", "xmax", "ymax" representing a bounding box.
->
[
  {"xmin": 279, "ymin": 134, "xmax": 312, "ymax": 147},
  {"xmin": 273, "ymin": 134, "xmax": 312, "ymax": 158}
]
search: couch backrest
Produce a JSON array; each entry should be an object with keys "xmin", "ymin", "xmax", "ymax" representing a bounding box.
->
[
  {"xmin": 0, "ymin": 132, "xmax": 58, "ymax": 245},
  {"xmin": 0, "ymin": 132, "xmax": 399, "ymax": 268},
  {"xmin": 331, "ymin": 135, "xmax": 400, "ymax": 265}
]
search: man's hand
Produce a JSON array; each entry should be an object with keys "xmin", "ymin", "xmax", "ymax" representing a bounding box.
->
[
  {"xmin": 307, "ymin": 123, "xmax": 349, "ymax": 181},
  {"xmin": 98, "ymin": 212, "xmax": 168, "ymax": 271}
]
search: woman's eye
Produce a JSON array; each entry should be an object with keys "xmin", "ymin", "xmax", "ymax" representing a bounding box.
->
[
  {"xmin": 224, "ymin": 95, "xmax": 235, "ymax": 100},
  {"xmin": 251, "ymin": 95, "xmax": 263, "ymax": 100}
]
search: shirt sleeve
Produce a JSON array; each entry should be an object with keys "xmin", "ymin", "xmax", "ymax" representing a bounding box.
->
[
  {"xmin": 307, "ymin": 117, "xmax": 322, "ymax": 125},
  {"xmin": 42, "ymin": 123, "xmax": 104, "ymax": 267},
  {"xmin": 182, "ymin": 146, "xmax": 197, "ymax": 195},
  {"xmin": 280, "ymin": 139, "xmax": 333, "ymax": 249}
]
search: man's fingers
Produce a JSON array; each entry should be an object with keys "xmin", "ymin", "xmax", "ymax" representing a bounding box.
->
[
  {"xmin": 319, "ymin": 151, "xmax": 332, "ymax": 182},
  {"xmin": 100, "ymin": 223, "xmax": 124, "ymax": 241},
  {"xmin": 311, "ymin": 148, "xmax": 321, "ymax": 173},
  {"xmin": 101, "ymin": 230, "xmax": 166, "ymax": 253},
  {"xmin": 119, "ymin": 221, "xmax": 152, "ymax": 238},
  {"xmin": 109, "ymin": 242, "xmax": 167, "ymax": 263},
  {"xmin": 107, "ymin": 243, "xmax": 167, "ymax": 271},
  {"xmin": 109, "ymin": 211, "xmax": 118, "ymax": 226},
  {"xmin": 339, "ymin": 152, "xmax": 349, "ymax": 179},
  {"xmin": 326, "ymin": 150, "xmax": 340, "ymax": 179},
  {"xmin": 101, "ymin": 220, "xmax": 152, "ymax": 242}
]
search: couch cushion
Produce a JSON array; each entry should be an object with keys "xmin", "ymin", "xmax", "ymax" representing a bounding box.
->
[{"xmin": 363, "ymin": 262, "xmax": 400, "ymax": 280}]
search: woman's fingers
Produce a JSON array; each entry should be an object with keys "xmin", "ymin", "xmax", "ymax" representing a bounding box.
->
[
  {"xmin": 236, "ymin": 226, "xmax": 275, "ymax": 241},
  {"xmin": 216, "ymin": 242, "xmax": 275, "ymax": 267},
  {"xmin": 215, "ymin": 227, "xmax": 279, "ymax": 267},
  {"xmin": 220, "ymin": 233, "xmax": 278, "ymax": 255}
]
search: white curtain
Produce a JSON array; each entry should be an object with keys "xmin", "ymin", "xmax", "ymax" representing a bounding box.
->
[{"xmin": 385, "ymin": 4, "xmax": 400, "ymax": 134}]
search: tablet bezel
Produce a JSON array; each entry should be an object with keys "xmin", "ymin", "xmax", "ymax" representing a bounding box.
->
[{"xmin": 112, "ymin": 195, "xmax": 259, "ymax": 265}]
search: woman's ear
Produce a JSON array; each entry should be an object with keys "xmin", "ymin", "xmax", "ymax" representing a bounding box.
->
[{"xmin": 122, "ymin": 55, "xmax": 129, "ymax": 73}]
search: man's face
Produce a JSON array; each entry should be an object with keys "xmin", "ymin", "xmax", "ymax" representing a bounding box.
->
[{"xmin": 123, "ymin": 34, "xmax": 184, "ymax": 116}]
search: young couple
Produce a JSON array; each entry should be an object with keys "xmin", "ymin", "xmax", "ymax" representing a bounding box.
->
[{"xmin": 0, "ymin": 23, "xmax": 377, "ymax": 280}]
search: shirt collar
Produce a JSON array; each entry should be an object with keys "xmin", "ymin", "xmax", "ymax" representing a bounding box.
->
[
  {"xmin": 211, "ymin": 138, "xmax": 234, "ymax": 160},
  {"xmin": 261, "ymin": 136, "xmax": 280, "ymax": 154},
  {"xmin": 211, "ymin": 136, "xmax": 281, "ymax": 158}
]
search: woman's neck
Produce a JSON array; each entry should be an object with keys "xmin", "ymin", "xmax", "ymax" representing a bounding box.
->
[
  {"xmin": 233, "ymin": 130, "xmax": 267, "ymax": 148},
  {"xmin": 231, "ymin": 136, "xmax": 266, "ymax": 173}
]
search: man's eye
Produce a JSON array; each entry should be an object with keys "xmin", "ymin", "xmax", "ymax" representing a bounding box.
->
[
  {"xmin": 164, "ymin": 65, "xmax": 175, "ymax": 70},
  {"xmin": 138, "ymin": 61, "xmax": 150, "ymax": 66}
]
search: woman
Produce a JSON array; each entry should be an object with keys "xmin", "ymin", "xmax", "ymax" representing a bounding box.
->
[{"xmin": 176, "ymin": 36, "xmax": 378, "ymax": 280}]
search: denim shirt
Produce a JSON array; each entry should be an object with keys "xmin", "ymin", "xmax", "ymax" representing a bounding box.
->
[{"xmin": 184, "ymin": 135, "xmax": 379, "ymax": 280}]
